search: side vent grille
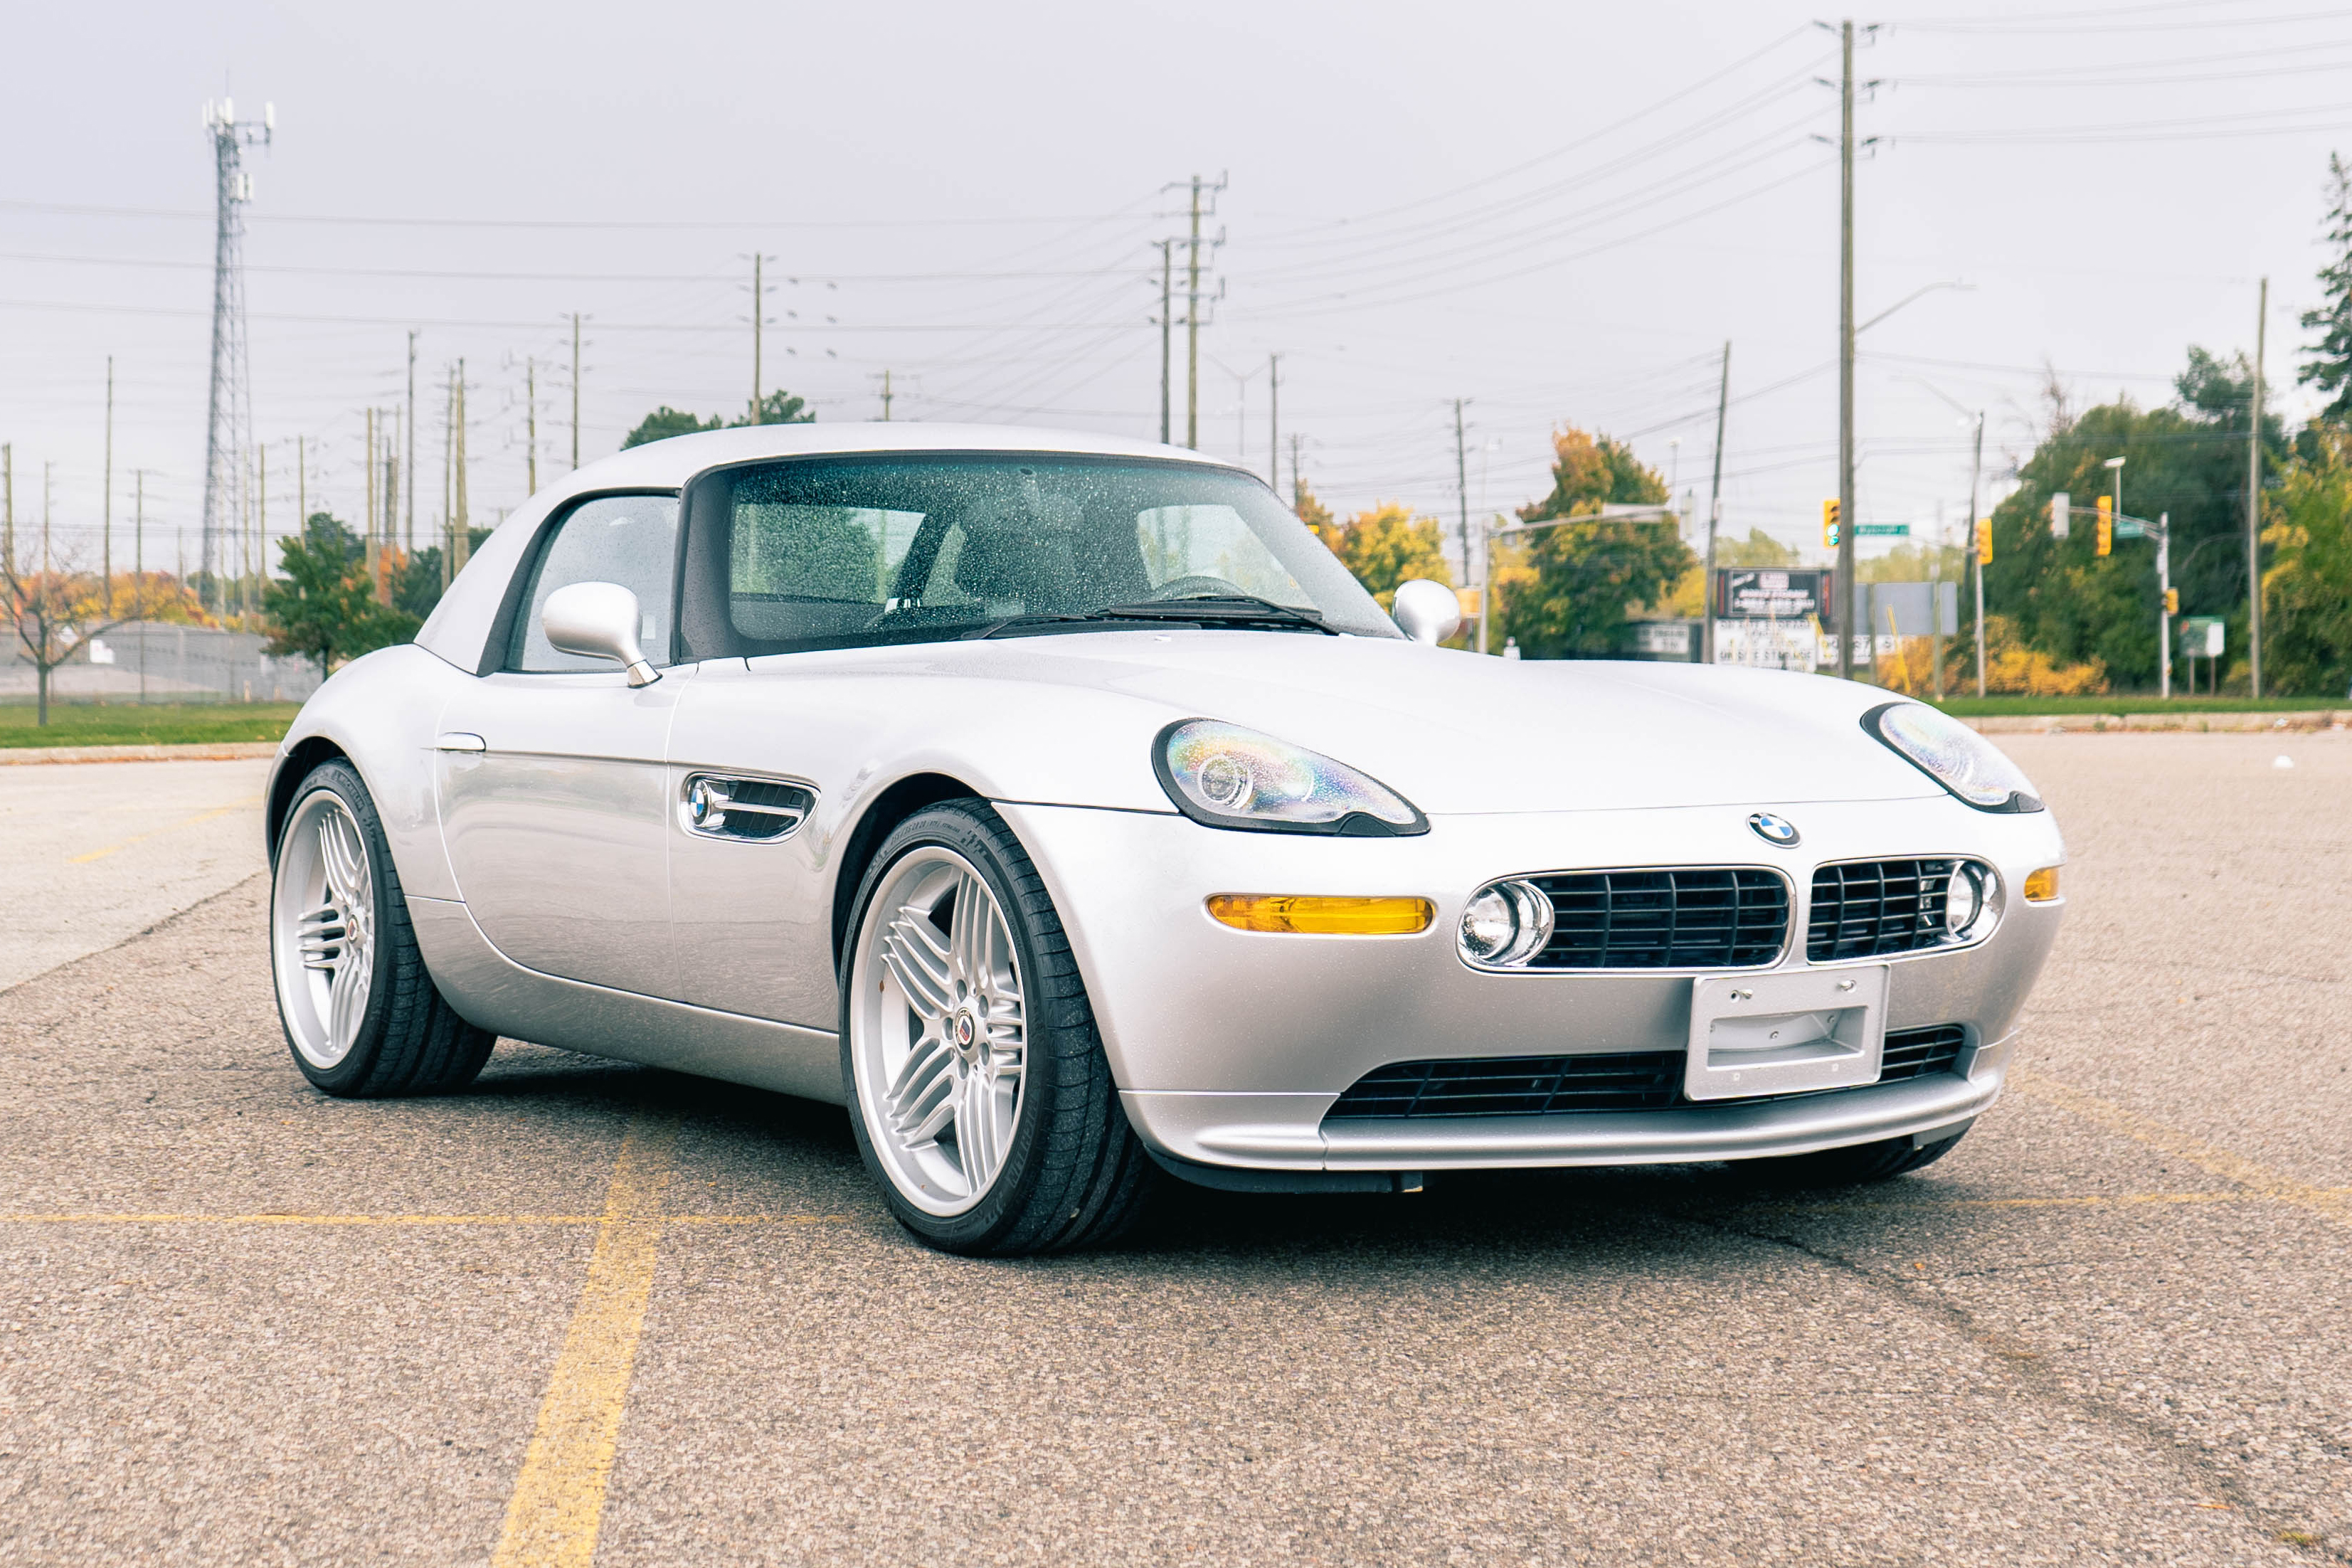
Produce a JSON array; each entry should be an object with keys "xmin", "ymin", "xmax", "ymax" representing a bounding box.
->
[{"xmin": 680, "ymin": 773, "xmax": 814, "ymax": 843}]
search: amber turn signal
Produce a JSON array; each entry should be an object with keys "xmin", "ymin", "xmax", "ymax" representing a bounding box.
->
[
  {"xmin": 2022, "ymin": 866, "xmax": 2061, "ymax": 903},
  {"xmin": 1205, "ymin": 894, "xmax": 1435, "ymax": 936}
]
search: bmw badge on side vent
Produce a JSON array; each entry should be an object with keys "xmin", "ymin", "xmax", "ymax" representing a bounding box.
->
[{"xmin": 1747, "ymin": 812, "xmax": 1801, "ymax": 847}]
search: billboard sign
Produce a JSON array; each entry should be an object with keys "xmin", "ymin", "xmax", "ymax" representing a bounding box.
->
[{"xmin": 1715, "ymin": 568, "xmax": 1831, "ymax": 621}]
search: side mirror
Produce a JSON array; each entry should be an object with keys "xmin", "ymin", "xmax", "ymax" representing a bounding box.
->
[
  {"xmin": 1390, "ymin": 578, "xmax": 1462, "ymax": 646},
  {"xmin": 542, "ymin": 581, "xmax": 660, "ymax": 687}
]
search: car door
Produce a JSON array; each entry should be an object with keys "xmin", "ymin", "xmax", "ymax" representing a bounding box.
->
[
  {"xmin": 435, "ymin": 492, "xmax": 688, "ymax": 999},
  {"xmin": 662, "ymin": 471, "xmax": 943, "ymax": 1031}
]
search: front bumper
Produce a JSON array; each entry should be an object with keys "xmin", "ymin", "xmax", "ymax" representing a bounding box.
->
[{"xmin": 997, "ymin": 794, "xmax": 2062, "ymax": 1175}]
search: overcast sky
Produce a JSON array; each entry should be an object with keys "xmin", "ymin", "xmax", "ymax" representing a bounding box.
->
[{"xmin": 5, "ymin": 0, "xmax": 2346, "ymax": 580}]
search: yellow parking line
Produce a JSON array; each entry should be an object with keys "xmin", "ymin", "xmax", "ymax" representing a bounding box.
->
[
  {"xmin": 67, "ymin": 795, "xmax": 260, "ymax": 864},
  {"xmin": 2010, "ymin": 1068, "xmax": 2352, "ymax": 1229},
  {"xmin": 491, "ymin": 1112, "xmax": 679, "ymax": 1568}
]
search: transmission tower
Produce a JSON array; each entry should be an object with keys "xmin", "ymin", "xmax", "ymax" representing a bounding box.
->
[{"xmin": 199, "ymin": 96, "xmax": 271, "ymax": 610}]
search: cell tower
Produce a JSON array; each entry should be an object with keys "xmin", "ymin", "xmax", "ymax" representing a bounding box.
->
[{"xmin": 200, "ymin": 97, "xmax": 270, "ymax": 609}]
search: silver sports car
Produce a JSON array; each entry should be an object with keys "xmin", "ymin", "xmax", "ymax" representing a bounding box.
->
[{"xmin": 265, "ymin": 425, "xmax": 2065, "ymax": 1255}]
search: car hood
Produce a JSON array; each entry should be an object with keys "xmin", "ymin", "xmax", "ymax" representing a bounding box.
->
[{"xmin": 777, "ymin": 630, "xmax": 1946, "ymax": 815}]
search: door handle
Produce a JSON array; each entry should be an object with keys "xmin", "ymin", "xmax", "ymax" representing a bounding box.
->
[{"xmin": 434, "ymin": 732, "xmax": 487, "ymax": 753}]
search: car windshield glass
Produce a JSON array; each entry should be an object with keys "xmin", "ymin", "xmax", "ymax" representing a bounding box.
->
[{"xmin": 702, "ymin": 453, "xmax": 1399, "ymax": 653}]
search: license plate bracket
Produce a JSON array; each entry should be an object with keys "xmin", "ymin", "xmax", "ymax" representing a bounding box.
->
[{"xmin": 1685, "ymin": 965, "xmax": 1888, "ymax": 1102}]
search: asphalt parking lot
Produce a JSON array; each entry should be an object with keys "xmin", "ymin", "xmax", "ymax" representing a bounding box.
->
[{"xmin": 1, "ymin": 731, "xmax": 2346, "ymax": 1565}]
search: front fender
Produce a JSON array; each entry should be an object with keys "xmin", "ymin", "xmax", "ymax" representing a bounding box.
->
[{"xmin": 265, "ymin": 645, "xmax": 477, "ymax": 901}]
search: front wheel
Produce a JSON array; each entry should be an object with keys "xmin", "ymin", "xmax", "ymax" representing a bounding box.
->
[
  {"xmin": 841, "ymin": 801, "xmax": 1153, "ymax": 1256},
  {"xmin": 270, "ymin": 759, "xmax": 494, "ymax": 1097}
]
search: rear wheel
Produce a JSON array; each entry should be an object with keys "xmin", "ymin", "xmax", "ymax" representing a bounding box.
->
[
  {"xmin": 270, "ymin": 759, "xmax": 494, "ymax": 1097},
  {"xmin": 841, "ymin": 801, "xmax": 1153, "ymax": 1256},
  {"xmin": 1747, "ymin": 1128, "xmax": 1969, "ymax": 1188}
]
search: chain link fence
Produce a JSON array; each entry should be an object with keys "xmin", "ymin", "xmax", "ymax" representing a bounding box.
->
[{"xmin": 2, "ymin": 622, "xmax": 325, "ymax": 705}]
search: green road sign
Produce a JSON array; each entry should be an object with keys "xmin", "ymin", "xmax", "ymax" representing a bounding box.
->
[{"xmin": 1853, "ymin": 523, "xmax": 1909, "ymax": 538}]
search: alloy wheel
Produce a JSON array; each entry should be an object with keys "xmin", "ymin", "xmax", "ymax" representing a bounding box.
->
[
  {"xmin": 272, "ymin": 789, "xmax": 378, "ymax": 1070},
  {"xmin": 850, "ymin": 847, "xmax": 1029, "ymax": 1216}
]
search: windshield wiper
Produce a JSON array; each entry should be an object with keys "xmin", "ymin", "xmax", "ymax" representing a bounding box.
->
[
  {"xmin": 1084, "ymin": 595, "xmax": 1336, "ymax": 633},
  {"xmin": 961, "ymin": 595, "xmax": 1335, "ymax": 640}
]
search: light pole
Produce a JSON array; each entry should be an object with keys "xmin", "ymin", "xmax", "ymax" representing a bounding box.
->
[{"xmin": 1912, "ymin": 378, "xmax": 1985, "ymax": 696}]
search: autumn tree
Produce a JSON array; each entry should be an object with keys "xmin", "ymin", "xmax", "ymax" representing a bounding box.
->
[
  {"xmin": 2262, "ymin": 424, "xmax": 2352, "ymax": 695},
  {"xmin": 2, "ymin": 543, "xmax": 204, "ymax": 726},
  {"xmin": 263, "ymin": 514, "xmax": 420, "ymax": 679},
  {"xmin": 1323, "ymin": 502, "xmax": 1451, "ymax": 610},
  {"xmin": 1495, "ymin": 426, "xmax": 1690, "ymax": 658},
  {"xmin": 1293, "ymin": 478, "xmax": 1335, "ymax": 539}
]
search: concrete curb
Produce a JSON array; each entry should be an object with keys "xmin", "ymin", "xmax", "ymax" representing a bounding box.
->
[
  {"xmin": 0, "ymin": 741, "xmax": 282, "ymax": 766},
  {"xmin": 1964, "ymin": 710, "xmax": 2351, "ymax": 735}
]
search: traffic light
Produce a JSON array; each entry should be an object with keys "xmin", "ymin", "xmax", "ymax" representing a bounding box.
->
[
  {"xmin": 2164, "ymin": 587, "xmax": 2181, "ymax": 615},
  {"xmin": 1822, "ymin": 498, "xmax": 1841, "ymax": 549},
  {"xmin": 2095, "ymin": 494, "xmax": 2114, "ymax": 556},
  {"xmin": 1975, "ymin": 517, "xmax": 1993, "ymax": 566},
  {"xmin": 2049, "ymin": 491, "xmax": 2070, "ymax": 540}
]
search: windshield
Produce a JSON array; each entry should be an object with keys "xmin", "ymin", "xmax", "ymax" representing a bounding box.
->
[{"xmin": 685, "ymin": 453, "xmax": 1399, "ymax": 656}]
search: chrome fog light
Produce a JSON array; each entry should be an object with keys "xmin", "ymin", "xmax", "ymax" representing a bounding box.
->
[
  {"xmin": 1945, "ymin": 861, "xmax": 1997, "ymax": 941},
  {"xmin": 1459, "ymin": 880, "xmax": 1554, "ymax": 967}
]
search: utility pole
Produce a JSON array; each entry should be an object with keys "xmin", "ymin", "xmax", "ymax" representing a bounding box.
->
[
  {"xmin": 1704, "ymin": 341, "xmax": 1730, "ymax": 664},
  {"xmin": 748, "ymin": 253, "xmax": 771, "ymax": 423},
  {"xmin": 441, "ymin": 366, "xmax": 456, "ymax": 591},
  {"xmin": 1169, "ymin": 173, "xmax": 1227, "ymax": 450},
  {"xmin": 296, "ymin": 434, "xmax": 305, "ymax": 530},
  {"xmin": 386, "ymin": 409, "xmax": 401, "ymax": 556},
  {"xmin": 1452, "ymin": 398, "xmax": 1472, "ymax": 595},
  {"xmin": 879, "ymin": 369, "xmax": 894, "ymax": 421},
  {"xmin": 2, "ymin": 444, "xmax": 12, "ymax": 578},
  {"xmin": 452, "ymin": 359, "xmax": 470, "ymax": 575},
  {"xmin": 1156, "ymin": 240, "xmax": 1173, "ymax": 445},
  {"xmin": 2247, "ymin": 277, "xmax": 2267, "ymax": 697},
  {"xmin": 404, "ymin": 329, "xmax": 418, "ymax": 551},
  {"xmin": 1835, "ymin": 18, "xmax": 1858, "ymax": 682},
  {"xmin": 366, "ymin": 406, "xmax": 380, "ymax": 598},
  {"xmin": 1288, "ymin": 432, "xmax": 1303, "ymax": 506},
  {"xmin": 2158, "ymin": 512, "xmax": 2173, "ymax": 701},
  {"xmin": 1969, "ymin": 412, "xmax": 1986, "ymax": 698},
  {"xmin": 200, "ymin": 97, "xmax": 270, "ymax": 612},
  {"xmin": 1267, "ymin": 353, "xmax": 1281, "ymax": 489},
  {"xmin": 569, "ymin": 313, "xmax": 583, "ymax": 470},
  {"xmin": 526, "ymin": 358, "xmax": 539, "ymax": 494},
  {"xmin": 103, "ymin": 356, "xmax": 115, "ymax": 613},
  {"xmin": 255, "ymin": 443, "xmax": 267, "ymax": 624}
]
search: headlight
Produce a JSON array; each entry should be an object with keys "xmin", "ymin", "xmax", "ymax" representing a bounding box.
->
[
  {"xmin": 1944, "ymin": 861, "xmax": 1997, "ymax": 940},
  {"xmin": 1458, "ymin": 879, "xmax": 1554, "ymax": 967},
  {"xmin": 1153, "ymin": 719, "xmax": 1427, "ymax": 836},
  {"xmin": 1863, "ymin": 702, "xmax": 2044, "ymax": 813}
]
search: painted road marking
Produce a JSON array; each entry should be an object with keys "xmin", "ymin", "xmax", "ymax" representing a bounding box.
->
[
  {"xmin": 2011, "ymin": 1068, "xmax": 2352, "ymax": 1230},
  {"xmin": 490, "ymin": 1112, "xmax": 679, "ymax": 1568},
  {"xmin": 67, "ymin": 796, "xmax": 261, "ymax": 864}
]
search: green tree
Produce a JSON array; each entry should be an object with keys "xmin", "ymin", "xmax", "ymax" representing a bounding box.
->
[
  {"xmin": 263, "ymin": 514, "xmax": 420, "ymax": 678},
  {"xmin": 2262, "ymin": 424, "xmax": 2352, "ymax": 696},
  {"xmin": 621, "ymin": 389, "xmax": 816, "ymax": 450},
  {"xmin": 1712, "ymin": 528, "xmax": 1802, "ymax": 569},
  {"xmin": 2300, "ymin": 154, "xmax": 2352, "ymax": 420},
  {"xmin": 1324, "ymin": 502, "xmax": 1450, "ymax": 609},
  {"xmin": 1983, "ymin": 349, "xmax": 2287, "ymax": 689},
  {"xmin": 1498, "ymin": 426, "xmax": 1690, "ymax": 658}
]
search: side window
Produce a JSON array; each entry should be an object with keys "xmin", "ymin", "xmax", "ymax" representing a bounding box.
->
[{"xmin": 509, "ymin": 495, "xmax": 681, "ymax": 672}]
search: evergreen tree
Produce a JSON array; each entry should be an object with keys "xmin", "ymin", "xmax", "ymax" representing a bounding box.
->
[{"xmin": 2299, "ymin": 153, "xmax": 2352, "ymax": 420}]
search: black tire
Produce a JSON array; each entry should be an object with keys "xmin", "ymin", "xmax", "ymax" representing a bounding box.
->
[
  {"xmin": 270, "ymin": 759, "xmax": 495, "ymax": 1098},
  {"xmin": 839, "ymin": 800, "xmax": 1155, "ymax": 1256},
  {"xmin": 1746, "ymin": 1127, "xmax": 1969, "ymax": 1189}
]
